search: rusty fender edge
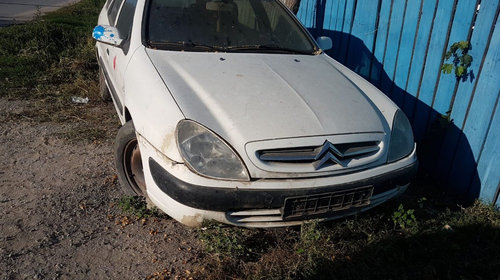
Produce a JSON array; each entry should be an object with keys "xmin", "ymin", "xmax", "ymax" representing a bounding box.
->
[{"xmin": 149, "ymin": 158, "xmax": 418, "ymax": 212}]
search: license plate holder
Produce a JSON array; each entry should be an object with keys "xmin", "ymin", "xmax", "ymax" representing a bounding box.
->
[{"xmin": 282, "ymin": 186, "xmax": 374, "ymax": 220}]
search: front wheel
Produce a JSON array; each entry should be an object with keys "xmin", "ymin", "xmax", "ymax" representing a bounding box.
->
[{"xmin": 115, "ymin": 121, "xmax": 146, "ymax": 196}]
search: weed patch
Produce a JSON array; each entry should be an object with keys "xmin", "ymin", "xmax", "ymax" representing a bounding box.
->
[
  {"xmin": 0, "ymin": 0, "xmax": 102, "ymax": 97},
  {"xmin": 0, "ymin": 0, "xmax": 106, "ymax": 125},
  {"xmin": 197, "ymin": 221, "xmax": 273, "ymax": 261},
  {"xmin": 392, "ymin": 203, "xmax": 417, "ymax": 231},
  {"xmin": 117, "ymin": 196, "xmax": 159, "ymax": 219}
]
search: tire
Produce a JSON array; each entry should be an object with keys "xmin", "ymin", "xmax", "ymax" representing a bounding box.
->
[
  {"xmin": 99, "ymin": 67, "xmax": 112, "ymax": 102},
  {"xmin": 115, "ymin": 121, "xmax": 146, "ymax": 196}
]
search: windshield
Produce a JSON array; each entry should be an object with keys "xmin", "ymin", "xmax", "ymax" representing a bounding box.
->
[{"xmin": 145, "ymin": 0, "xmax": 317, "ymax": 54}]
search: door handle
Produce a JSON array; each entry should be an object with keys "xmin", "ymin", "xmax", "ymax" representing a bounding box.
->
[{"xmin": 106, "ymin": 49, "xmax": 109, "ymax": 55}]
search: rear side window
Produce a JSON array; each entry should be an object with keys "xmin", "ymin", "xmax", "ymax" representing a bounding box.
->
[
  {"xmin": 108, "ymin": 0, "xmax": 125, "ymax": 24},
  {"xmin": 116, "ymin": 0, "xmax": 138, "ymax": 39}
]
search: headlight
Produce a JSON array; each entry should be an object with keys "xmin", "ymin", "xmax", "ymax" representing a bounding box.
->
[
  {"xmin": 176, "ymin": 120, "xmax": 250, "ymax": 181},
  {"xmin": 387, "ymin": 110, "xmax": 414, "ymax": 163}
]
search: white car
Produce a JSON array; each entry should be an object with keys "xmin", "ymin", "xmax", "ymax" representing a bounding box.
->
[{"xmin": 92, "ymin": 0, "xmax": 417, "ymax": 227}]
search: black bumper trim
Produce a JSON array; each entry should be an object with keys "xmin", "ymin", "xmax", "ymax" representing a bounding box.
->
[{"xmin": 149, "ymin": 158, "xmax": 418, "ymax": 212}]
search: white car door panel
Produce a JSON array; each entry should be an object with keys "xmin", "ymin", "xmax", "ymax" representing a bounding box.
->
[{"xmin": 109, "ymin": 0, "xmax": 138, "ymax": 116}]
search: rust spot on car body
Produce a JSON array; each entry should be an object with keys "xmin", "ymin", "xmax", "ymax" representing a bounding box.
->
[{"xmin": 161, "ymin": 131, "xmax": 175, "ymax": 154}]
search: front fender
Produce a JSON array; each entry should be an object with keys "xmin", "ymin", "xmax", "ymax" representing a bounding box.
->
[{"xmin": 123, "ymin": 47, "xmax": 185, "ymax": 163}]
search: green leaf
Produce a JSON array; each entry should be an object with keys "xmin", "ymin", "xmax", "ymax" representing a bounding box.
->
[
  {"xmin": 458, "ymin": 40, "xmax": 469, "ymax": 50},
  {"xmin": 441, "ymin": 63, "xmax": 453, "ymax": 74},
  {"xmin": 444, "ymin": 51, "xmax": 453, "ymax": 60},
  {"xmin": 456, "ymin": 66, "xmax": 465, "ymax": 77},
  {"xmin": 462, "ymin": 54, "xmax": 473, "ymax": 66},
  {"xmin": 449, "ymin": 43, "xmax": 459, "ymax": 53}
]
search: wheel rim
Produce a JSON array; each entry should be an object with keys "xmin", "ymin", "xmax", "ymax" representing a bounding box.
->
[{"xmin": 123, "ymin": 139, "xmax": 146, "ymax": 195}]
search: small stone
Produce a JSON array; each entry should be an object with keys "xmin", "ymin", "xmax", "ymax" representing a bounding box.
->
[{"xmin": 443, "ymin": 224, "xmax": 453, "ymax": 231}]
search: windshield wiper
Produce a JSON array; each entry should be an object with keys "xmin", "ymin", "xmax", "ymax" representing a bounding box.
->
[
  {"xmin": 147, "ymin": 41, "xmax": 315, "ymax": 54},
  {"xmin": 148, "ymin": 41, "xmax": 224, "ymax": 52},
  {"xmin": 226, "ymin": 44, "xmax": 313, "ymax": 55}
]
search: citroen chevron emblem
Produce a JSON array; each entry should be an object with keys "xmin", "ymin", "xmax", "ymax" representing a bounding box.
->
[{"xmin": 313, "ymin": 141, "xmax": 346, "ymax": 170}]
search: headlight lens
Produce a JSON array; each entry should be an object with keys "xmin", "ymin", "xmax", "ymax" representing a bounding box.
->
[
  {"xmin": 387, "ymin": 110, "xmax": 414, "ymax": 163},
  {"xmin": 176, "ymin": 120, "xmax": 249, "ymax": 181}
]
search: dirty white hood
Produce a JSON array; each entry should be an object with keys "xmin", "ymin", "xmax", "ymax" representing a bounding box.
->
[{"xmin": 146, "ymin": 49, "xmax": 385, "ymax": 147}]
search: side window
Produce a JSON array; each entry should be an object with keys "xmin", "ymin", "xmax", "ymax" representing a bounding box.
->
[
  {"xmin": 107, "ymin": 0, "xmax": 125, "ymax": 25},
  {"xmin": 116, "ymin": 0, "xmax": 138, "ymax": 40}
]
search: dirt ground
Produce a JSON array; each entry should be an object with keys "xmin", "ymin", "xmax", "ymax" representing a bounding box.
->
[{"xmin": 0, "ymin": 98, "xmax": 204, "ymax": 279}]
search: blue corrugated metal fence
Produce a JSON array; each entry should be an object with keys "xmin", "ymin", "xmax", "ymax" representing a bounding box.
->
[{"xmin": 296, "ymin": 0, "xmax": 500, "ymax": 205}]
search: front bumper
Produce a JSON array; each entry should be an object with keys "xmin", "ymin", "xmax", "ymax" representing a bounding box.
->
[
  {"xmin": 141, "ymin": 136, "xmax": 418, "ymax": 227},
  {"xmin": 149, "ymin": 158, "xmax": 417, "ymax": 212}
]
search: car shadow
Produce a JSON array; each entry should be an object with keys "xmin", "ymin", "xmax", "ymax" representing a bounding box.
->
[
  {"xmin": 303, "ymin": 222, "xmax": 500, "ymax": 280},
  {"xmin": 308, "ymin": 27, "xmax": 480, "ymax": 202}
]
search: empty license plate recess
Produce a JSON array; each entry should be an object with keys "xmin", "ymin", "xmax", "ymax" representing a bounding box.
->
[{"xmin": 282, "ymin": 186, "xmax": 374, "ymax": 220}]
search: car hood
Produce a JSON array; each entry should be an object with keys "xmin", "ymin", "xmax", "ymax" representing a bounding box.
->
[{"xmin": 146, "ymin": 50, "xmax": 385, "ymax": 146}]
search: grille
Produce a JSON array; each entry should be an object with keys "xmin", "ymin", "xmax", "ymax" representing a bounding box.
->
[
  {"xmin": 227, "ymin": 209, "xmax": 282, "ymax": 223},
  {"xmin": 258, "ymin": 141, "xmax": 380, "ymax": 170}
]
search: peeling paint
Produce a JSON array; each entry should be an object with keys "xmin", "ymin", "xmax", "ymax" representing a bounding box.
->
[
  {"xmin": 92, "ymin": 25, "xmax": 121, "ymax": 45},
  {"xmin": 92, "ymin": 25, "xmax": 105, "ymax": 39},
  {"xmin": 180, "ymin": 214, "xmax": 203, "ymax": 227}
]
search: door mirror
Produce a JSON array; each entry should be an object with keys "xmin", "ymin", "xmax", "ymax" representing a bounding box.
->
[
  {"xmin": 316, "ymin": 36, "xmax": 332, "ymax": 51},
  {"xmin": 92, "ymin": 25, "xmax": 123, "ymax": 47}
]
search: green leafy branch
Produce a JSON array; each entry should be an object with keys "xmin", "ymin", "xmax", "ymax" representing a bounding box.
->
[
  {"xmin": 392, "ymin": 204, "xmax": 417, "ymax": 230},
  {"xmin": 441, "ymin": 41, "xmax": 473, "ymax": 81}
]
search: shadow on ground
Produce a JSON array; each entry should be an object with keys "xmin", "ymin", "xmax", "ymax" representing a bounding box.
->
[{"xmin": 306, "ymin": 224, "xmax": 500, "ymax": 280}]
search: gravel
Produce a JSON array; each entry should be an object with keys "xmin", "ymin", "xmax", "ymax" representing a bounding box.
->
[{"xmin": 0, "ymin": 98, "xmax": 204, "ymax": 279}]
